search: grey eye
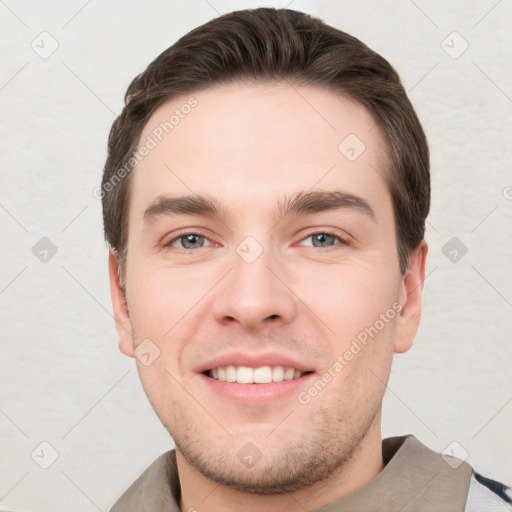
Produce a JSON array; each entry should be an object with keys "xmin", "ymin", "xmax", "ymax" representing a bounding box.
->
[
  {"xmin": 176, "ymin": 234, "xmax": 206, "ymax": 249},
  {"xmin": 310, "ymin": 233, "xmax": 337, "ymax": 247}
]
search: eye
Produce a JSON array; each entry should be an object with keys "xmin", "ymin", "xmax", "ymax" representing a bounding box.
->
[
  {"xmin": 166, "ymin": 233, "xmax": 212, "ymax": 250},
  {"xmin": 298, "ymin": 232, "xmax": 346, "ymax": 248}
]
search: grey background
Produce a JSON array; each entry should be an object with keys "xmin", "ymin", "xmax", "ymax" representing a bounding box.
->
[{"xmin": 1, "ymin": 0, "xmax": 511, "ymax": 510}]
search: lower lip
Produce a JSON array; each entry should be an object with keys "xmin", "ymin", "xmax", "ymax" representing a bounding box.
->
[{"xmin": 198, "ymin": 372, "xmax": 316, "ymax": 405}]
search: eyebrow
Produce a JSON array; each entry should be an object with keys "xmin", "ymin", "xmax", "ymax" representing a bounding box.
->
[
  {"xmin": 142, "ymin": 190, "xmax": 375, "ymax": 226},
  {"xmin": 275, "ymin": 190, "xmax": 375, "ymax": 220}
]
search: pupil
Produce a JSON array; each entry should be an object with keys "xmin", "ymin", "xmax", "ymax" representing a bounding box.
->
[
  {"xmin": 313, "ymin": 233, "xmax": 333, "ymax": 247},
  {"xmin": 183, "ymin": 234, "xmax": 203, "ymax": 249}
]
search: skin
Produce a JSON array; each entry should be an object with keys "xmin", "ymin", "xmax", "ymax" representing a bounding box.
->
[{"xmin": 109, "ymin": 83, "xmax": 427, "ymax": 511}]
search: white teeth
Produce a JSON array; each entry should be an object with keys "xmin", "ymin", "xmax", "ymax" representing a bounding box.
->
[
  {"xmin": 254, "ymin": 366, "xmax": 273, "ymax": 383},
  {"xmin": 284, "ymin": 367, "xmax": 295, "ymax": 380},
  {"xmin": 226, "ymin": 365, "xmax": 237, "ymax": 382},
  {"xmin": 272, "ymin": 366, "xmax": 284, "ymax": 381},
  {"xmin": 208, "ymin": 365, "xmax": 307, "ymax": 383},
  {"xmin": 236, "ymin": 366, "xmax": 254, "ymax": 384}
]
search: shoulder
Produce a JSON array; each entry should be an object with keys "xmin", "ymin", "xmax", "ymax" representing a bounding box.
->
[
  {"xmin": 464, "ymin": 472, "xmax": 512, "ymax": 512},
  {"xmin": 384, "ymin": 436, "xmax": 511, "ymax": 511},
  {"xmin": 109, "ymin": 450, "xmax": 180, "ymax": 512}
]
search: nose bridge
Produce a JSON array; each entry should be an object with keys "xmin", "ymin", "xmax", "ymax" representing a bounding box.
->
[
  {"xmin": 233, "ymin": 238, "xmax": 274, "ymax": 298},
  {"xmin": 212, "ymin": 235, "xmax": 297, "ymax": 328}
]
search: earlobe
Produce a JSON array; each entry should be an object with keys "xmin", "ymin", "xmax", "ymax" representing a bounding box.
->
[
  {"xmin": 394, "ymin": 241, "xmax": 428, "ymax": 354},
  {"xmin": 108, "ymin": 250, "xmax": 134, "ymax": 358}
]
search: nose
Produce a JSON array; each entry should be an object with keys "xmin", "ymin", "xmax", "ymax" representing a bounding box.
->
[{"xmin": 212, "ymin": 241, "xmax": 297, "ymax": 331}]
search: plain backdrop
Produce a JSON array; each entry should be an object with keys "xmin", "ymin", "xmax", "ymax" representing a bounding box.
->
[{"xmin": 1, "ymin": 0, "xmax": 511, "ymax": 510}]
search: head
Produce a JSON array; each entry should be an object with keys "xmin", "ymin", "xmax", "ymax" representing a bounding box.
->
[{"xmin": 103, "ymin": 7, "xmax": 429, "ymax": 498}]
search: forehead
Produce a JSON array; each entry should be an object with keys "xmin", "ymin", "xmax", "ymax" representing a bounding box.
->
[{"xmin": 129, "ymin": 83, "xmax": 391, "ymax": 219}]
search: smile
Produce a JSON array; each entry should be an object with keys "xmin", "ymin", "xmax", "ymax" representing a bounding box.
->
[{"xmin": 205, "ymin": 365, "xmax": 312, "ymax": 383}]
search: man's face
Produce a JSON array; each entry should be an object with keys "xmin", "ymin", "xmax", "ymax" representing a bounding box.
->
[{"xmin": 110, "ymin": 83, "xmax": 426, "ymax": 494}]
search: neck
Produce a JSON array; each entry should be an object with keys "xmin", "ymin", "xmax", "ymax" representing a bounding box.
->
[{"xmin": 177, "ymin": 421, "xmax": 384, "ymax": 512}]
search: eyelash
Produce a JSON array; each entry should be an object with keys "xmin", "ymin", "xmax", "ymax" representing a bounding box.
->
[{"xmin": 162, "ymin": 230, "xmax": 349, "ymax": 252}]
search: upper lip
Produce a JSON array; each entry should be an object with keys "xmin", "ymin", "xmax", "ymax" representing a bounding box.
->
[{"xmin": 195, "ymin": 351, "xmax": 316, "ymax": 374}]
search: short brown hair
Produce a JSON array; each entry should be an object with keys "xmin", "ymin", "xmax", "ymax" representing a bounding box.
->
[{"xmin": 101, "ymin": 7, "xmax": 430, "ymax": 286}]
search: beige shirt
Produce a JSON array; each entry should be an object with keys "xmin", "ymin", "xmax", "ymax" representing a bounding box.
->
[{"xmin": 110, "ymin": 435, "xmax": 474, "ymax": 511}]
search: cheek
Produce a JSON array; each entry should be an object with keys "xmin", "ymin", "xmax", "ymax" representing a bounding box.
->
[
  {"xmin": 297, "ymin": 261, "xmax": 399, "ymax": 340},
  {"xmin": 127, "ymin": 262, "xmax": 203, "ymax": 338},
  {"xmin": 126, "ymin": 264, "xmax": 215, "ymax": 385},
  {"xmin": 127, "ymin": 269, "xmax": 191, "ymax": 417}
]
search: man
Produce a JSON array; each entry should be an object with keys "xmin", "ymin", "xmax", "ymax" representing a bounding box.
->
[{"xmin": 102, "ymin": 7, "xmax": 511, "ymax": 511}]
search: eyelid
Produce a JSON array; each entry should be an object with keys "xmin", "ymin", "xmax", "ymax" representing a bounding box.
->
[
  {"xmin": 160, "ymin": 228, "xmax": 351, "ymax": 251},
  {"xmin": 295, "ymin": 228, "xmax": 351, "ymax": 247},
  {"xmin": 161, "ymin": 229, "xmax": 218, "ymax": 249}
]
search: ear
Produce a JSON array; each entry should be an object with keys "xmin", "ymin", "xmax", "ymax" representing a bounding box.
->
[
  {"xmin": 394, "ymin": 240, "xmax": 428, "ymax": 354},
  {"xmin": 108, "ymin": 249, "xmax": 134, "ymax": 358}
]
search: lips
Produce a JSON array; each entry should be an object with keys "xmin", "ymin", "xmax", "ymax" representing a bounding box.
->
[
  {"xmin": 194, "ymin": 351, "xmax": 316, "ymax": 376},
  {"xmin": 194, "ymin": 351, "xmax": 317, "ymax": 405},
  {"xmin": 198, "ymin": 370, "xmax": 317, "ymax": 405}
]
